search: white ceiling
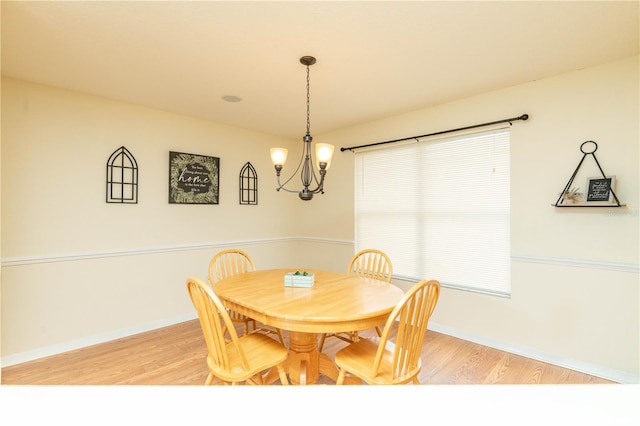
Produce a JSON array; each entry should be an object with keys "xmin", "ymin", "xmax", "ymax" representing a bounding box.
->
[{"xmin": 2, "ymin": 1, "xmax": 638, "ymax": 140}]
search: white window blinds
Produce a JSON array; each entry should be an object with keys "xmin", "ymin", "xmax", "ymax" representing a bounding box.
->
[{"xmin": 354, "ymin": 127, "xmax": 511, "ymax": 297}]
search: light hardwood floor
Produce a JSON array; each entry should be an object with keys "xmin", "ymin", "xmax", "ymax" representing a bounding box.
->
[{"xmin": 1, "ymin": 319, "xmax": 614, "ymax": 385}]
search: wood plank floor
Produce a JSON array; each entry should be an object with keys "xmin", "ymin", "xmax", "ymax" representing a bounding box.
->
[{"xmin": 1, "ymin": 319, "xmax": 614, "ymax": 385}]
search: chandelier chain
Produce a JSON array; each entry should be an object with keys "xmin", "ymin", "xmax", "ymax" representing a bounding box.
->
[{"xmin": 306, "ymin": 64, "xmax": 311, "ymax": 135}]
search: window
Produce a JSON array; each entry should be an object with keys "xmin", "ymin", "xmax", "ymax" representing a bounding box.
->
[{"xmin": 354, "ymin": 127, "xmax": 511, "ymax": 297}]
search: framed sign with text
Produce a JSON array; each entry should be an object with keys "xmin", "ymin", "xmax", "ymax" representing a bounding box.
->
[
  {"xmin": 169, "ymin": 151, "xmax": 219, "ymax": 204},
  {"xmin": 585, "ymin": 175, "xmax": 616, "ymax": 204}
]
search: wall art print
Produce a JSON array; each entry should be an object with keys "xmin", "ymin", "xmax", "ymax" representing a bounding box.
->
[{"xmin": 169, "ymin": 151, "xmax": 219, "ymax": 204}]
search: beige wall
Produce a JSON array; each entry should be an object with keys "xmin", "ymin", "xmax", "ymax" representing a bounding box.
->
[
  {"xmin": 323, "ymin": 55, "xmax": 639, "ymax": 383},
  {"xmin": 0, "ymin": 78, "xmax": 354, "ymax": 364},
  {"xmin": 1, "ymin": 55, "xmax": 638, "ymax": 382}
]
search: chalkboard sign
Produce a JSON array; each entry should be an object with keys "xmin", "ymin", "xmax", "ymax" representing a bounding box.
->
[
  {"xmin": 585, "ymin": 176, "xmax": 615, "ymax": 203},
  {"xmin": 169, "ymin": 151, "xmax": 219, "ymax": 204}
]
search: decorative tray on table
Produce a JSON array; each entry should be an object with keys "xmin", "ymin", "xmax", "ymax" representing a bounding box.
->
[{"xmin": 284, "ymin": 271, "xmax": 315, "ymax": 288}]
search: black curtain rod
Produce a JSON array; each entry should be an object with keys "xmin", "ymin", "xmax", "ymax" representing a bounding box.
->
[{"xmin": 340, "ymin": 113, "xmax": 529, "ymax": 152}]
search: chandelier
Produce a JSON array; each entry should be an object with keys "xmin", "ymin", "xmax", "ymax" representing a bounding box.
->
[{"xmin": 270, "ymin": 56, "xmax": 335, "ymax": 201}]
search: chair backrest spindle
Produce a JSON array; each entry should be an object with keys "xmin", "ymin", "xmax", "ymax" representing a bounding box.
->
[
  {"xmin": 347, "ymin": 249, "xmax": 393, "ymax": 283},
  {"xmin": 209, "ymin": 249, "xmax": 256, "ymax": 284}
]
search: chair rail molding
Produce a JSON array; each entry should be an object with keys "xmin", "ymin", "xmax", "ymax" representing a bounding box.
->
[
  {"xmin": 511, "ymin": 254, "xmax": 639, "ymax": 274},
  {"xmin": 1, "ymin": 237, "xmax": 354, "ymax": 267}
]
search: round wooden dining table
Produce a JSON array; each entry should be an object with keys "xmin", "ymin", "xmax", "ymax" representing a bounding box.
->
[{"xmin": 212, "ymin": 268, "xmax": 404, "ymax": 385}]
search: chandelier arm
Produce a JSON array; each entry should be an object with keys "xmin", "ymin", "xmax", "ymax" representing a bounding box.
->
[
  {"xmin": 275, "ymin": 177, "xmax": 304, "ymax": 193},
  {"xmin": 306, "ymin": 168, "xmax": 326, "ymax": 194},
  {"xmin": 275, "ymin": 149, "xmax": 307, "ymax": 192},
  {"xmin": 279, "ymin": 133, "xmax": 324, "ymax": 193},
  {"xmin": 299, "ymin": 140, "xmax": 322, "ymax": 189}
]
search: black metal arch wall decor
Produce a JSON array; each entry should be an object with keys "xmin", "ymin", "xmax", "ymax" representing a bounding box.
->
[
  {"xmin": 106, "ymin": 146, "xmax": 138, "ymax": 204},
  {"xmin": 239, "ymin": 162, "xmax": 258, "ymax": 205}
]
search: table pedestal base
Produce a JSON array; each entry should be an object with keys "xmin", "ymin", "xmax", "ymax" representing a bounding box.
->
[{"xmin": 264, "ymin": 331, "xmax": 361, "ymax": 385}]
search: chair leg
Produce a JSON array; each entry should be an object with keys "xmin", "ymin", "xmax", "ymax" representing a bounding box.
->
[
  {"xmin": 249, "ymin": 373, "xmax": 265, "ymax": 385},
  {"xmin": 205, "ymin": 373, "xmax": 214, "ymax": 385},
  {"xmin": 277, "ymin": 364, "xmax": 289, "ymax": 385},
  {"xmin": 251, "ymin": 323, "xmax": 285, "ymax": 345},
  {"xmin": 336, "ymin": 369, "xmax": 346, "ymax": 385},
  {"xmin": 318, "ymin": 333, "xmax": 327, "ymax": 351},
  {"xmin": 375, "ymin": 326, "xmax": 382, "ymax": 337},
  {"xmin": 412, "ymin": 377, "xmax": 420, "ymax": 384}
]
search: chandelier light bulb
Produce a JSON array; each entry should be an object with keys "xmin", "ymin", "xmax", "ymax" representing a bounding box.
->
[
  {"xmin": 315, "ymin": 143, "xmax": 335, "ymax": 169},
  {"xmin": 270, "ymin": 148, "xmax": 288, "ymax": 166}
]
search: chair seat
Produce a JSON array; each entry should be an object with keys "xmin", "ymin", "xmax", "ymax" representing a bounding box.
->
[
  {"xmin": 209, "ymin": 333, "xmax": 289, "ymax": 383},
  {"xmin": 334, "ymin": 337, "xmax": 422, "ymax": 385}
]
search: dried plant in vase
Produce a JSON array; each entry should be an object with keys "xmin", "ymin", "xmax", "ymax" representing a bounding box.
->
[{"xmin": 561, "ymin": 187, "xmax": 583, "ymax": 204}]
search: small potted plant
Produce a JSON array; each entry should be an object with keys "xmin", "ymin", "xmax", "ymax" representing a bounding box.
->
[
  {"xmin": 284, "ymin": 270, "xmax": 315, "ymax": 287},
  {"xmin": 561, "ymin": 187, "xmax": 583, "ymax": 204}
]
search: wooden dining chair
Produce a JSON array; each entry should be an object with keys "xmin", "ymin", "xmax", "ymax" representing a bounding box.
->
[
  {"xmin": 208, "ymin": 249, "xmax": 285, "ymax": 344},
  {"xmin": 186, "ymin": 276, "xmax": 289, "ymax": 385},
  {"xmin": 318, "ymin": 248, "xmax": 393, "ymax": 351},
  {"xmin": 334, "ymin": 279, "xmax": 440, "ymax": 385}
]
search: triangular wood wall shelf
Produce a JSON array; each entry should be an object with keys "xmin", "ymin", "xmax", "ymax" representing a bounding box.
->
[{"xmin": 553, "ymin": 141, "xmax": 624, "ymax": 207}]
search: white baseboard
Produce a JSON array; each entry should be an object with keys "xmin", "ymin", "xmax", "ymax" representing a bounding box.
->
[
  {"xmin": 428, "ymin": 322, "xmax": 639, "ymax": 384},
  {"xmin": 1, "ymin": 313, "xmax": 198, "ymax": 368}
]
